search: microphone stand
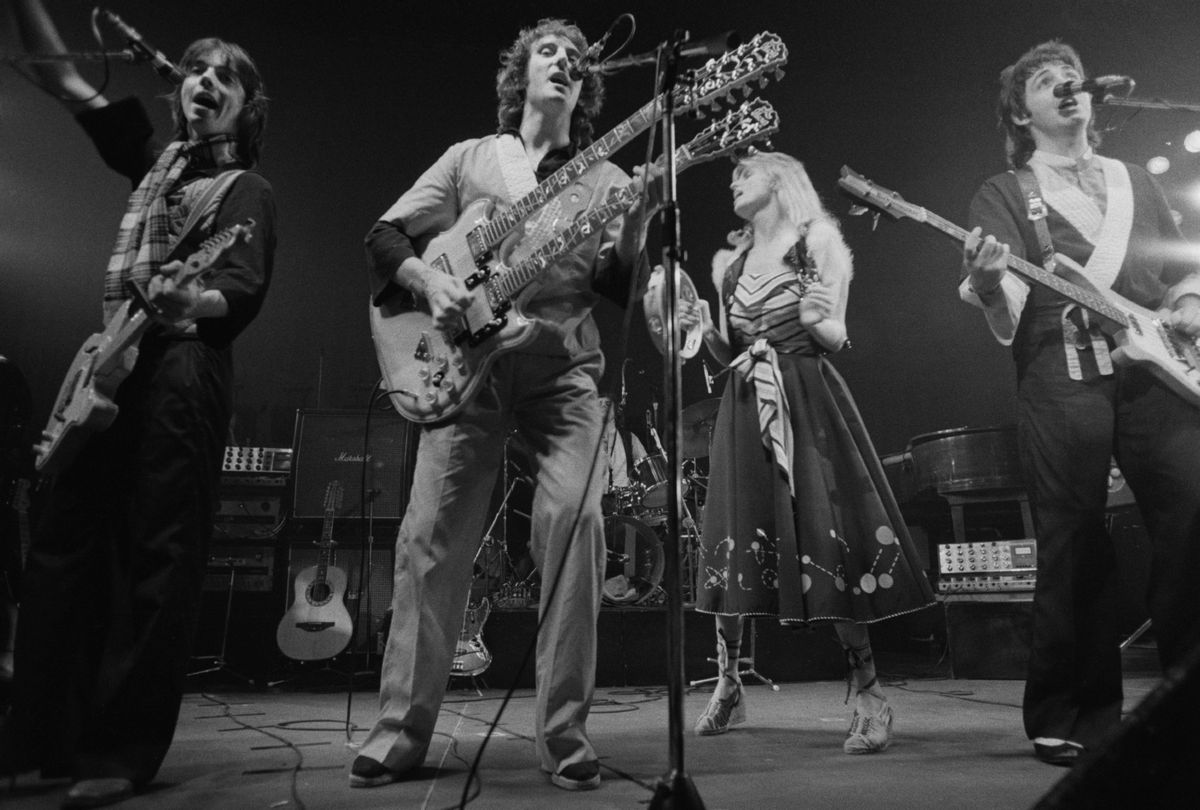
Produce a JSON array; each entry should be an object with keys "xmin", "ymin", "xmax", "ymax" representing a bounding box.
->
[
  {"xmin": 0, "ymin": 49, "xmax": 139, "ymax": 65},
  {"xmin": 1101, "ymin": 95, "xmax": 1200, "ymax": 112},
  {"xmin": 648, "ymin": 29, "xmax": 707, "ymax": 810}
]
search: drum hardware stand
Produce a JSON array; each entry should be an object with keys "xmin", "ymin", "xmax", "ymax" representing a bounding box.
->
[
  {"xmin": 352, "ymin": 489, "xmax": 383, "ymax": 677},
  {"xmin": 688, "ymin": 617, "xmax": 780, "ymax": 691},
  {"xmin": 188, "ymin": 559, "xmax": 256, "ymax": 686}
]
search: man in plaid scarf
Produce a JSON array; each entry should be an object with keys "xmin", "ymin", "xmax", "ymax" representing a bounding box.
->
[{"xmin": 2, "ymin": 2, "xmax": 276, "ymax": 806}]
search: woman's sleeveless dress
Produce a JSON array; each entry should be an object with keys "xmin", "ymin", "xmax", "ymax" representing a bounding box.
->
[{"xmin": 694, "ymin": 244, "xmax": 934, "ymax": 623}]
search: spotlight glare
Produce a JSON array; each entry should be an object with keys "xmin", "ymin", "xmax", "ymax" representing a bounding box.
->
[
  {"xmin": 1185, "ymin": 130, "xmax": 1200, "ymax": 153},
  {"xmin": 1147, "ymin": 156, "xmax": 1170, "ymax": 175}
]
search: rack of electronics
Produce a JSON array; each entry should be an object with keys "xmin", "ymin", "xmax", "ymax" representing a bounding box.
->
[{"xmin": 198, "ymin": 410, "xmax": 419, "ymax": 679}]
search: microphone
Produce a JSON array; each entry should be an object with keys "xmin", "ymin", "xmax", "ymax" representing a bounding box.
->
[
  {"xmin": 568, "ymin": 40, "xmax": 605, "ymax": 81},
  {"xmin": 101, "ymin": 8, "xmax": 184, "ymax": 85},
  {"xmin": 573, "ymin": 28, "xmax": 741, "ymax": 75},
  {"xmin": 1053, "ymin": 75, "xmax": 1135, "ymax": 100}
]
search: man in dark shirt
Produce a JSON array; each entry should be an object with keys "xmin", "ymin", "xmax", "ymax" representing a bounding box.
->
[
  {"xmin": 962, "ymin": 40, "xmax": 1200, "ymax": 767},
  {"xmin": 3, "ymin": 2, "xmax": 275, "ymax": 806},
  {"xmin": 353, "ymin": 18, "xmax": 654, "ymax": 793}
]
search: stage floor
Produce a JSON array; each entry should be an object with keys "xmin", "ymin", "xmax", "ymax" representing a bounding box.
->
[{"xmin": 2, "ymin": 666, "xmax": 1164, "ymax": 810}]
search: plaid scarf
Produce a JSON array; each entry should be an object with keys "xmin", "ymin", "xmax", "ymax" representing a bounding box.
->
[{"xmin": 103, "ymin": 140, "xmax": 191, "ymax": 317}]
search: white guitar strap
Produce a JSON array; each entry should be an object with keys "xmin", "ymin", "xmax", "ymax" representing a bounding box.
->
[
  {"xmin": 493, "ymin": 134, "xmax": 565, "ymax": 268},
  {"xmin": 1015, "ymin": 168, "xmax": 1113, "ymax": 380}
]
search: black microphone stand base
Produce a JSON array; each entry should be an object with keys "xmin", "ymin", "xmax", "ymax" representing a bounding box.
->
[{"xmin": 649, "ymin": 769, "xmax": 707, "ymax": 810}]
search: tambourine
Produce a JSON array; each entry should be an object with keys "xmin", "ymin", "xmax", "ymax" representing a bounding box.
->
[{"xmin": 643, "ymin": 264, "xmax": 702, "ymax": 359}]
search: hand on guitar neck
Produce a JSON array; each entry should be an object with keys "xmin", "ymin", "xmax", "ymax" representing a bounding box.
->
[{"xmin": 145, "ymin": 258, "xmax": 229, "ymax": 323}]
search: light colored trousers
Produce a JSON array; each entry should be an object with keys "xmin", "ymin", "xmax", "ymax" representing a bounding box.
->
[{"xmin": 360, "ymin": 352, "xmax": 608, "ymax": 775}]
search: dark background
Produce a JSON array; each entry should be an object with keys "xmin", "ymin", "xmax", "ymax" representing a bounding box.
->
[{"xmin": 3, "ymin": 0, "xmax": 1200, "ymax": 457}]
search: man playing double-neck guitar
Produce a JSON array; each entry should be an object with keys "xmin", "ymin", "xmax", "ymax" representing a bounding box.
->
[
  {"xmin": 962, "ymin": 41, "xmax": 1200, "ymax": 768},
  {"xmin": 354, "ymin": 18, "xmax": 656, "ymax": 792}
]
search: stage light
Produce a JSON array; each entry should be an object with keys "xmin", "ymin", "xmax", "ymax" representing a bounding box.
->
[
  {"xmin": 1147, "ymin": 156, "xmax": 1170, "ymax": 175},
  {"xmin": 1185, "ymin": 130, "xmax": 1200, "ymax": 154}
]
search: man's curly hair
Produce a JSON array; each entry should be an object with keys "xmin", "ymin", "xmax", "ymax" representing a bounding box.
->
[{"xmin": 495, "ymin": 19, "xmax": 605, "ymax": 149}]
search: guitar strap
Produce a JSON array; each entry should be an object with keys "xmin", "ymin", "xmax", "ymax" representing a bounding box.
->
[
  {"xmin": 168, "ymin": 169, "xmax": 246, "ymax": 259},
  {"xmin": 1015, "ymin": 167, "xmax": 1113, "ymax": 379}
]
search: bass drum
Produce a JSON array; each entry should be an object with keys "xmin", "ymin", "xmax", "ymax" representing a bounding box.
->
[{"xmin": 601, "ymin": 515, "xmax": 663, "ymax": 605}]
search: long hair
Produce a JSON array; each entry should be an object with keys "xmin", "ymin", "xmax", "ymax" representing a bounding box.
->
[
  {"xmin": 737, "ymin": 151, "xmax": 834, "ymax": 231},
  {"xmin": 168, "ymin": 38, "xmax": 268, "ymax": 168},
  {"xmin": 495, "ymin": 19, "xmax": 604, "ymax": 149},
  {"xmin": 997, "ymin": 40, "xmax": 1100, "ymax": 169}
]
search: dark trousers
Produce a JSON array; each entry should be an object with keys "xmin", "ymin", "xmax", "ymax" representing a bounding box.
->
[
  {"xmin": 12, "ymin": 338, "xmax": 229, "ymax": 784},
  {"xmin": 1019, "ymin": 358, "xmax": 1200, "ymax": 746}
]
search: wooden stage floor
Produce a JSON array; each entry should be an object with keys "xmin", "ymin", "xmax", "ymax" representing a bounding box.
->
[{"xmin": 2, "ymin": 662, "xmax": 1170, "ymax": 810}]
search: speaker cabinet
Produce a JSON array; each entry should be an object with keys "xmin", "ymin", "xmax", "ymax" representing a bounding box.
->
[{"xmin": 291, "ymin": 409, "xmax": 418, "ymax": 520}]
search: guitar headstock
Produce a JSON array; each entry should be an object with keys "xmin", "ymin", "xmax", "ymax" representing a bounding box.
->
[
  {"xmin": 678, "ymin": 98, "xmax": 780, "ymax": 169},
  {"xmin": 837, "ymin": 166, "xmax": 926, "ymax": 224},
  {"xmin": 181, "ymin": 218, "xmax": 257, "ymax": 284},
  {"xmin": 323, "ymin": 480, "xmax": 344, "ymax": 513},
  {"xmin": 676, "ymin": 32, "xmax": 788, "ymax": 115}
]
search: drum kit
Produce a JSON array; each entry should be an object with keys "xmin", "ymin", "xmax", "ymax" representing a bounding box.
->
[{"xmin": 601, "ymin": 397, "xmax": 720, "ymax": 606}]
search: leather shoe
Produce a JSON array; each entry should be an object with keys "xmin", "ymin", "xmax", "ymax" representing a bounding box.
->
[
  {"xmin": 550, "ymin": 760, "xmax": 601, "ymax": 791},
  {"xmin": 1033, "ymin": 740, "xmax": 1084, "ymax": 766},
  {"xmin": 61, "ymin": 777, "xmax": 134, "ymax": 808},
  {"xmin": 348, "ymin": 755, "xmax": 405, "ymax": 788}
]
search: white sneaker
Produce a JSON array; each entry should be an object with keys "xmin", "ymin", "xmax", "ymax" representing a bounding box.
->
[{"xmin": 844, "ymin": 702, "xmax": 893, "ymax": 754}]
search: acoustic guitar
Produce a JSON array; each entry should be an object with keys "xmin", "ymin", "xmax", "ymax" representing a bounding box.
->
[
  {"xmin": 838, "ymin": 166, "xmax": 1200, "ymax": 410},
  {"xmin": 276, "ymin": 481, "xmax": 353, "ymax": 661}
]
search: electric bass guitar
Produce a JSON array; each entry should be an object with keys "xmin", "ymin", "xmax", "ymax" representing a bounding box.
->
[
  {"xmin": 837, "ymin": 166, "xmax": 1200, "ymax": 410},
  {"xmin": 375, "ymin": 97, "xmax": 781, "ymax": 422},
  {"xmin": 276, "ymin": 481, "xmax": 354, "ymax": 661},
  {"xmin": 34, "ymin": 220, "xmax": 256, "ymax": 474},
  {"xmin": 450, "ymin": 597, "xmax": 492, "ymax": 678}
]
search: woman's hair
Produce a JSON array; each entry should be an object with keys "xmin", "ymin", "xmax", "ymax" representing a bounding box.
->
[
  {"xmin": 169, "ymin": 38, "xmax": 268, "ymax": 167},
  {"xmin": 996, "ymin": 40, "xmax": 1099, "ymax": 169},
  {"xmin": 495, "ymin": 18, "xmax": 605, "ymax": 149},
  {"xmin": 736, "ymin": 151, "xmax": 834, "ymax": 231}
]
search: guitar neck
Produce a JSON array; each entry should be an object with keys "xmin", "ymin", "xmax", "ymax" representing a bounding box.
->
[
  {"xmin": 493, "ymin": 148, "xmax": 704, "ymax": 301},
  {"xmin": 479, "ymin": 99, "xmax": 661, "ymax": 249},
  {"xmin": 915, "ymin": 209, "xmax": 1129, "ymax": 328},
  {"xmin": 315, "ymin": 510, "xmax": 336, "ymax": 582}
]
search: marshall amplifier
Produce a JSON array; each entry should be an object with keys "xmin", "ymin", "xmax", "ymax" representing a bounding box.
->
[{"xmin": 290, "ymin": 409, "xmax": 418, "ymax": 521}]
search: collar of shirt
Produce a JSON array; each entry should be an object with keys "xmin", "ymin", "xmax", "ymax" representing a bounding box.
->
[{"xmin": 499, "ymin": 128, "xmax": 578, "ymax": 181}]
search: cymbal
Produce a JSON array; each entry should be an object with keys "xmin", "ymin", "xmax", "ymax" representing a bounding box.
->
[{"xmin": 680, "ymin": 398, "xmax": 721, "ymax": 458}]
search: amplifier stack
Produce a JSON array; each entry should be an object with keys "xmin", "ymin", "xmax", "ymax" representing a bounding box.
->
[{"xmin": 206, "ymin": 446, "xmax": 292, "ymax": 592}]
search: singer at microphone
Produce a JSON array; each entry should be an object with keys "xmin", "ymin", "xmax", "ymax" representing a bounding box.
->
[{"xmin": 1053, "ymin": 74, "xmax": 1135, "ymax": 100}]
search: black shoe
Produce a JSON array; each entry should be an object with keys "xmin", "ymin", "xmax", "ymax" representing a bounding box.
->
[
  {"xmin": 550, "ymin": 760, "xmax": 601, "ymax": 791},
  {"xmin": 348, "ymin": 755, "xmax": 405, "ymax": 788},
  {"xmin": 61, "ymin": 777, "xmax": 134, "ymax": 808},
  {"xmin": 1033, "ymin": 740, "xmax": 1084, "ymax": 766}
]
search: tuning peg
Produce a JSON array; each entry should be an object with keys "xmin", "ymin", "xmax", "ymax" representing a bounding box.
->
[
  {"xmin": 757, "ymin": 77, "xmax": 768, "ymax": 89},
  {"xmin": 774, "ymin": 68, "xmax": 785, "ymax": 80},
  {"xmin": 694, "ymin": 109, "xmax": 707, "ymax": 120},
  {"xmin": 848, "ymin": 204, "xmax": 869, "ymax": 217},
  {"xmin": 872, "ymin": 212, "xmax": 881, "ymax": 231}
]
